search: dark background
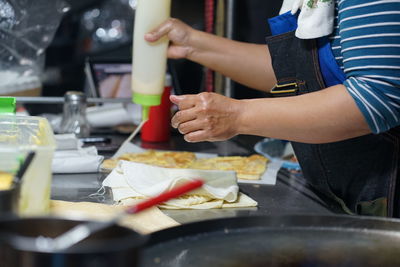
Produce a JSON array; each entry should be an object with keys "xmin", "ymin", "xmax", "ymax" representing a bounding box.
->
[{"xmin": 31, "ymin": 0, "xmax": 282, "ymax": 114}]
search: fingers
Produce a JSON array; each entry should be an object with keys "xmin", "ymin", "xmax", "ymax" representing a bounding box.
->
[
  {"xmin": 171, "ymin": 109, "xmax": 197, "ymax": 129},
  {"xmin": 168, "ymin": 45, "xmax": 191, "ymax": 59},
  {"xmin": 170, "ymin": 95, "xmax": 197, "ymax": 110},
  {"xmin": 184, "ymin": 130, "xmax": 208, "ymax": 143},
  {"xmin": 170, "ymin": 92, "xmax": 238, "ymax": 143},
  {"xmin": 145, "ymin": 19, "xmax": 175, "ymax": 42},
  {"xmin": 169, "ymin": 94, "xmax": 183, "ymax": 105}
]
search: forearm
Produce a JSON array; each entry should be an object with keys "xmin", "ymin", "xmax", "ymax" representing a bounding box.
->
[
  {"xmin": 187, "ymin": 30, "xmax": 276, "ymax": 92},
  {"xmin": 237, "ymin": 85, "xmax": 371, "ymax": 144}
]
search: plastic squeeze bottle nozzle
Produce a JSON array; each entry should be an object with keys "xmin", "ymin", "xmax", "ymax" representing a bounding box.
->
[{"xmin": 132, "ymin": 0, "xmax": 172, "ymax": 121}]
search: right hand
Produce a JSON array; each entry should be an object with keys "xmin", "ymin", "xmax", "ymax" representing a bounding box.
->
[
  {"xmin": 170, "ymin": 93, "xmax": 242, "ymax": 143},
  {"xmin": 145, "ymin": 18, "xmax": 195, "ymax": 59}
]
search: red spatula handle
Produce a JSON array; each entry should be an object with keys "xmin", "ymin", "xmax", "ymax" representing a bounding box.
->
[{"xmin": 126, "ymin": 179, "xmax": 204, "ymax": 214}]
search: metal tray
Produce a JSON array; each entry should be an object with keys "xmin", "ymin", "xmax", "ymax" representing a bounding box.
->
[{"xmin": 140, "ymin": 215, "xmax": 400, "ymax": 267}]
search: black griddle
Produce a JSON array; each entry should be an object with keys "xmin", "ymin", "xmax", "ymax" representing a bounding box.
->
[{"xmin": 140, "ymin": 215, "xmax": 400, "ymax": 267}]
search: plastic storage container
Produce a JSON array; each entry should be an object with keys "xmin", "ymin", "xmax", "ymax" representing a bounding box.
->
[{"xmin": 0, "ymin": 115, "xmax": 56, "ymax": 216}]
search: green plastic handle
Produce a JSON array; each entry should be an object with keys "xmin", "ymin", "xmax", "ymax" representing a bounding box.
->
[{"xmin": 0, "ymin": 97, "xmax": 16, "ymax": 114}]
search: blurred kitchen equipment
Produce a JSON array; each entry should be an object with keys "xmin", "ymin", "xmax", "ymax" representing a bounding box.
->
[
  {"xmin": 0, "ymin": 152, "xmax": 35, "ymax": 216},
  {"xmin": 0, "ymin": 217, "xmax": 146, "ymax": 267},
  {"xmin": 0, "ymin": 0, "xmax": 68, "ymax": 96},
  {"xmin": 15, "ymin": 152, "xmax": 36, "ymax": 183},
  {"xmin": 15, "ymin": 96, "xmax": 132, "ymax": 104},
  {"xmin": 0, "ymin": 171, "xmax": 17, "ymax": 215},
  {"xmin": 142, "ymin": 215, "xmax": 400, "ymax": 267},
  {"xmin": 254, "ymin": 138, "xmax": 301, "ymax": 171},
  {"xmin": 0, "ymin": 186, "xmax": 16, "ymax": 215},
  {"xmin": 114, "ymin": 119, "xmax": 147, "ymax": 158},
  {"xmin": 0, "ymin": 97, "xmax": 16, "ymax": 114},
  {"xmin": 86, "ymin": 103, "xmax": 141, "ymax": 128},
  {"xmin": 59, "ymin": 91, "xmax": 91, "ymax": 138},
  {"xmin": 78, "ymin": 0, "xmax": 135, "ymax": 54},
  {"xmin": 40, "ymin": 179, "xmax": 203, "ymax": 251},
  {"xmin": 0, "ymin": 115, "xmax": 56, "ymax": 216},
  {"xmin": 132, "ymin": 0, "xmax": 171, "ymax": 121},
  {"xmin": 80, "ymin": 137, "xmax": 111, "ymax": 145},
  {"xmin": 141, "ymin": 73, "xmax": 172, "ymax": 143}
]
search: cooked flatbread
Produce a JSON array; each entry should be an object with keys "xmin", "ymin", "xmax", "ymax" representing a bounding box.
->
[
  {"xmin": 120, "ymin": 192, "xmax": 258, "ymax": 210},
  {"xmin": 102, "ymin": 150, "xmax": 196, "ymax": 170},
  {"xmin": 188, "ymin": 155, "xmax": 268, "ymax": 180},
  {"xmin": 102, "ymin": 151, "xmax": 268, "ymax": 180}
]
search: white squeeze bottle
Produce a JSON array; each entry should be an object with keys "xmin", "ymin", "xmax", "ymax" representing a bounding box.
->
[{"xmin": 132, "ymin": 0, "xmax": 172, "ymax": 121}]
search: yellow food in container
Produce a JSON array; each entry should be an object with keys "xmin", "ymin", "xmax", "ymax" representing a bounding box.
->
[
  {"xmin": 0, "ymin": 115, "xmax": 56, "ymax": 216},
  {"xmin": 0, "ymin": 172, "xmax": 13, "ymax": 191}
]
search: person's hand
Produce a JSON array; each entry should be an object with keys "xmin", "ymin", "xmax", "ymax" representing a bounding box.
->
[
  {"xmin": 170, "ymin": 93, "xmax": 241, "ymax": 142},
  {"xmin": 145, "ymin": 18, "xmax": 195, "ymax": 59}
]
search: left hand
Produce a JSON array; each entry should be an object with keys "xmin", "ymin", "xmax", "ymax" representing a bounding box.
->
[{"xmin": 170, "ymin": 92, "xmax": 241, "ymax": 143}]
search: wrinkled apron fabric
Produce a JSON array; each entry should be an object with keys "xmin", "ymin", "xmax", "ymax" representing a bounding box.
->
[{"xmin": 266, "ymin": 12, "xmax": 400, "ymax": 217}]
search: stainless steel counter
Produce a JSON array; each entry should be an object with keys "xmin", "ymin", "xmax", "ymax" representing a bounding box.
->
[{"xmin": 51, "ymin": 133, "xmax": 336, "ymax": 224}]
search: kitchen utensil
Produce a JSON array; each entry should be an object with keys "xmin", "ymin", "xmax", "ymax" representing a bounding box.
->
[
  {"xmin": 0, "ymin": 217, "xmax": 145, "ymax": 267},
  {"xmin": 114, "ymin": 120, "xmax": 147, "ymax": 157},
  {"xmin": 37, "ymin": 179, "xmax": 204, "ymax": 251},
  {"xmin": 59, "ymin": 91, "xmax": 91, "ymax": 138},
  {"xmin": 141, "ymin": 215, "xmax": 400, "ymax": 267},
  {"xmin": 0, "ymin": 187, "xmax": 16, "ymax": 215},
  {"xmin": 0, "ymin": 115, "xmax": 56, "ymax": 216},
  {"xmin": 0, "ymin": 152, "xmax": 35, "ymax": 215},
  {"xmin": 15, "ymin": 152, "xmax": 36, "ymax": 183}
]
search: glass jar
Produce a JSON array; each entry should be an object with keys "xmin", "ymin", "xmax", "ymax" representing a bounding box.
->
[{"xmin": 59, "ymin": 91, "xmax": 90, "ymax": 138}]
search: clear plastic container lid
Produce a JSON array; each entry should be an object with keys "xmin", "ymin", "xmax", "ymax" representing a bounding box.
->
[{"xmin": 0, "ymin": 115, "xmax": 56, "ymax": 151}]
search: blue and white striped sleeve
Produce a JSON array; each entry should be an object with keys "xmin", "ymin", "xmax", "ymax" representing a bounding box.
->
[{"xmin": 338, "ymin": 0, "xmax": 400, "ymax": 133}]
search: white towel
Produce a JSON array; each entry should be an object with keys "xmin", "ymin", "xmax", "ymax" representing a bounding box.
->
[
  {"xmin": 280, "ymin": 0, "xmax": 335, "ymax": 39},
  {"xmin": 52, "ymin": 134, "xmax": 104, "ymax": 173},
  {"xmin": 103, "ymin": 160, "xmax": 238, "ymax": 201},
  {"xmin": 102, "ymin": 160, "xmax": 258, "ymax": 209}
]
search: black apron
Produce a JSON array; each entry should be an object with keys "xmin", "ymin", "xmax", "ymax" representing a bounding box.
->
[{"xmin": 266, "ymin": 30, "xmax": 400, "ymax": 217}]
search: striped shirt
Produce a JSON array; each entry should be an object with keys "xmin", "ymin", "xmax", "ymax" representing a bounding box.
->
[{"xmin": 330, "ymin": 0, "xmax": 400, "ymax": 133}]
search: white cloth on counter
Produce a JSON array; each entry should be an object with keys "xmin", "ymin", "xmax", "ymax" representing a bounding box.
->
[
  {"xmin": 52, "ymin": 134, "xmax": 104, "ymax": 174},
  {"xmin": 280, "ymin": 0, "xmax": 335, "ymax": 39},
  {"xmin": 103, "ymin": 160, "xmax": 258, "ymax": 210},
  {"xmin": 54, "ymin": 133, "xmax": 82, "ymax": 150},
  {"xmin": 86, "ymin": 103, "xmax": 141, "ymax": 128}
]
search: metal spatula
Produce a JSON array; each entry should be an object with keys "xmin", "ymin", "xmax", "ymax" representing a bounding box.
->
[{"xmin": 35, "ymin": 179, "xmax": 204, "ymax": 252}]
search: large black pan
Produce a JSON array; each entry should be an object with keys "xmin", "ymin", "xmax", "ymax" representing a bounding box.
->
[
  {"xmin": 0, "ymin": 217, "xmax": 147, "ymax": 267},
  {"xmin": 140, "ymin": 215, "xmax": 400, "ymax": 267}
]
